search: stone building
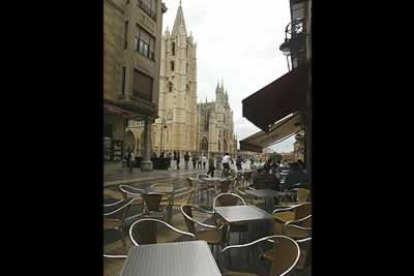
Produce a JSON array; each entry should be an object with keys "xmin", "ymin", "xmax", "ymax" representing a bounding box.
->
[
  {"xmin": 128, "ymin": 3, "xmax": 236, "ymax": 158},
  {"xmin": 198, "ymin": 82, "xmax": 237, "ymax": 155},
  {"xmin": 104, "ymin": 0, "xmax": 167, "ymax": 171}
]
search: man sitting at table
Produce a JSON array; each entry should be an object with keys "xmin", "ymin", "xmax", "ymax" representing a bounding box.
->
[
  {"xmin": 251, "ymin": 168, "xmax": 281, "ymax": 191},
  {"xmin": 284, "ymin": 162, "xmax": 309, "ymax": 189}
]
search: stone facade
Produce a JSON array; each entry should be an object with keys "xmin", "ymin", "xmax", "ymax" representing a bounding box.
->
[
  {"xmin": 104, "ymin": 0, "xmax": 167, "ymax": 171},
  {"xmin": 128, "ymin": 3, "xmax": 236, "ymax": 157},
  {"xmin": 198, "ymin": 82, "xmax": 236, "ymax": 155}
]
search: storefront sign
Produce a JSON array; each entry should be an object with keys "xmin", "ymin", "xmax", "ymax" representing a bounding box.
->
[{"xmin": 104, "ymin": 103, "xmax": 134, "ymax": 117}]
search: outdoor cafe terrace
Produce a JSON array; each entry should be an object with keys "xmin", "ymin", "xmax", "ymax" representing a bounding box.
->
[{"xmin": 104, "ymin": 168, "xmax": 312, "ymax": 276}]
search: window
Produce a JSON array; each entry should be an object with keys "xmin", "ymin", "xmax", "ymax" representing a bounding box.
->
[
  {"xmin": 138, "ymin": 0, "xmax": 157, "ymax": 21},
  {"xmin": 170, "ymin": 61, "xmax": 175, "ymax": 72},
  {"xmin": 121, "ymin": 66, "xmax": 126, "ymax": 95},
  {"xmin": 168, "ymin": 82, "xmax": 173, "ymax": 92},
  {"xmin": 136, "ymin": 26, "xmax": 155, "ymax": 60},
  {"xmin": 133, "ymin": 69, "xmax": 153, "ymax": 101},
  {"xmin": 124, "ymin": 21, "xmax": 129, "ymax": 49},
  {"xmin": 167, "ymin": 110, "xmax": 173, "ymax": 120},
  {"xmin": 171, "ymin": 42, "xmax": 176, "ymax": 55}
]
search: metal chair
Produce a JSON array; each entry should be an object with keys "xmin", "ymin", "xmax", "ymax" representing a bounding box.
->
[
  {"xmin": 129, "ymin": 217, "xmax": 195, "ymax": 246},
  {"xmin": 264, "ymin": 216, "xmax": 312, "ymax": 264},
  {"xmin": 283, "ymin": 215, "xmax": 312, "ymax": 239},
  {"xmin": 180, "ymin": 204, "xmax": 225, "ymax": 259},
  {"xmin": 263, "ymin": 237, "xmax": 312, "ymax": 275},
  {"xmin": 235, "ymin": 186, "xmax": 266, "ymax": 208},
  {"xmin": 118, "ymin": 184, "xmax": 146, "ymax": 220},
  {"xmin": 172, "ymin": 187, "xmax": 195, "ymax": 208},
  {"xmin": 103, "ymin": 253, "xmax": 128, "ymax": 276},
  {"xmin": 221, "ymin": 235, "xmax": 301, "ymax": 276},
  {"xmin": 104, "ymin": 198, "xmax": 135, "ymax": 251},
  {"xmin": 271, "ymin": 203, "xmax": 312, "ymax": 236},
  {"xmin": 213, "ymin": 193, "xmax": 248, "ymax": 244},
  {"xmin": 213, "ymin": 193, "xmax": 246, "ymax": 208},
  {"xmin": 187, "ymin": 177, "xmax": 208, "ymax": 201},
  {"xmin": 243, "ymin": 171, "xmax": 253, "ymax": 186}
]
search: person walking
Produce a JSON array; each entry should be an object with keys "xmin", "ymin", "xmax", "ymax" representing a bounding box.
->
[
  {"xmin": 207, "ymin": 154, "xmax": 215, "ymax": 177},
  {"xmin": 126, "ymin": 148, "xmax": 131, "ymax": 169},
  {"xmin": 184, "ymin": 152, "xmax": 190, "ymax": 170},
  {"xmin": 129, "ymin": 150, "xmax": 135, "ymax": 172},
  {"xmin": 202, "ymin": 154, "xmax": 208, "ymax": 170},
  {"xmin": 222, "ymin": 152, "xmax": 232, "ymax": 177},
  {"xmin": 192, "ymin": 154, "xmax": 197, "ymax": 169},
  {"xmin": 236, "ymin": 156, "xmax": 243, "ymax": 172},
  {"xmin": 197, "ymin": 153, "xmax": 202, "ymax": 169},
  {"xmin": 176, "ymin": 151, "xmax": 181, "ymax": 170}
]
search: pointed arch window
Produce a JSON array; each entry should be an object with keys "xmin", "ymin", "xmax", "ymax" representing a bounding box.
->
[
  {"xmin": 168, "ymin": 82, "xmax": 174, "ymax": 92},
  {"xmin": 171, "ymin": 42, "xmax": 176, "ymax": 56},
  {"xmin": 170, "ymin": 61, "xmax": 175, "ymax": 72}
]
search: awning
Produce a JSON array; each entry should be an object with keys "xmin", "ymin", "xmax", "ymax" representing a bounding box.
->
[
  {"xmin": 239, "ymin": 112, "xmax": 303, "ymax": 153},
  {"xmin": 242, "ymin": 64, "xmax": 309, "ymax": 132}
]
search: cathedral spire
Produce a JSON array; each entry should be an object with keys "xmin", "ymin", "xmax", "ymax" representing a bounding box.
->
[{"xmin": 172, "ymin": 1, "xmax": 187, "ymax": 35}]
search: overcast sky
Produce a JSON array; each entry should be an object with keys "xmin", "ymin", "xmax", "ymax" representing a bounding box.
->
[{"xmin": 162, "ymin": 0, "xmax": 295, "ymax": 153}]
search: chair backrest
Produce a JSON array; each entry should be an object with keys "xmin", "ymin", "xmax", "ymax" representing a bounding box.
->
[
  {"xmin": 294, "ymin": 202, "xmax": 312, "ymax": 219},
  {"xmin": 181, "ymin": 205, "xmax": 196, "ymax": 234},
  {"xmin": 104, "ymin": 198, "xmax": 135, "ymax": 229},
  {"xmin": 103, "ymin": 198, "xmax": 135, "ymax": 217},
  {"xmin": 221, "ymin": 235, "xmax": 300, "ymax": 276},
  {"xmin": 243, "ymin": 171, "xmax": 253, "ymax": 182},
  {"xmin": 144, "ymin": 193, "xmax": 165, "ymax": 212},
  {"xmin": 174, "ymin": 187, "xmax": 195, "ymax": 205},
  {"xmin": 151, "ymin": 182, "xmax": 171, "ymax": 188},
  {"xmin": 283, "ymin": 215, "xmax": 312, "ymax": 238},
  {"xmin": 269, "ymin": 236, "xmax": 301, "ymax": 276},
  {"xmin": 103, "ymin": 254, "xmax": 128, "ymax": 259},
  {"xmin": 118, "ymin": 184, "xmax": 145, "ymax": 199},
  {"xmin": 186, "ymin": 177, "xmax": 194, "ymax": 187},
  {"xmin": 294, "ymin": 237, "xmax": 312, "ymax": 271},
  {"xmin": 180, "ymin": 205, "xmax": 218, "ymax": 235},
  {"xmin": 235, "ymin": 186, "xmax": 247, "ymax": 197},
  {"xmin": 219, "ymin": 180, "xmax": 232, "ymax": 193},
  {"xmin": 129, "ymin": 217, "xmax": 195, "ymax": 246},
  {"xmin": 198, "ymin": 174, "xmax": 210, "ymax": 181},
  {"xmin": 296, "ymin": 188, "xmax": 311, "ymax": 203},
  {"xmin": 213, "ymin": 193, "xmax": 246, "ymax": 208}
]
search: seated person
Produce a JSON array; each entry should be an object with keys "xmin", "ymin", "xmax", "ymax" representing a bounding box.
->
[
  {"xmin": 284, "ymin": 162, "xmax": 309, "ymax": 189},
  {"xmin": 250, "ymin": 168, "xmax": 281, "ymax": 191}
]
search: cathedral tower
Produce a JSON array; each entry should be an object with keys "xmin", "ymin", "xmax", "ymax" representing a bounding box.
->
[{"xmin": 155, "ymin": 2, "xmax": 198, "ymax": 152}]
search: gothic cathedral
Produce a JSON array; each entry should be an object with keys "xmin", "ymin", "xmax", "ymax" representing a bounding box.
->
[{"xmin": 128, "ymin": 3, "xmax": 236, "ymax": 156}]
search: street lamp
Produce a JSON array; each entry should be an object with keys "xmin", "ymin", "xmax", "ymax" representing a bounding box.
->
[{"xmin": 279, "ymin": 18, "xmax": 308, "ymax": 71}]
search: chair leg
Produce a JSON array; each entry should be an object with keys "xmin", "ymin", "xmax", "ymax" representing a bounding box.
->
[{"xmin": 118, "ymin": 228, "xmax": 127, "ymax": 251}]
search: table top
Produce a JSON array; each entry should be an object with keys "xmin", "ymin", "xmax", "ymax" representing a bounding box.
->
[
  {"xmin": 145, "ymin": 186, "xmax": 174, "ymax": 194},
  {"xmin": 119, "ymin": 241, "xmax": 222, "ymax": 276},
  {"xmin": 203, "ymin": 177, "xmax": 225, "ymax": 182},
  {"xmin": 214, "ymin": 205, "xmax": 274, "ymax": 223},
  {"xmin": 245, "ymin": 189, "xmax": 286, "ymax": 198}
]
